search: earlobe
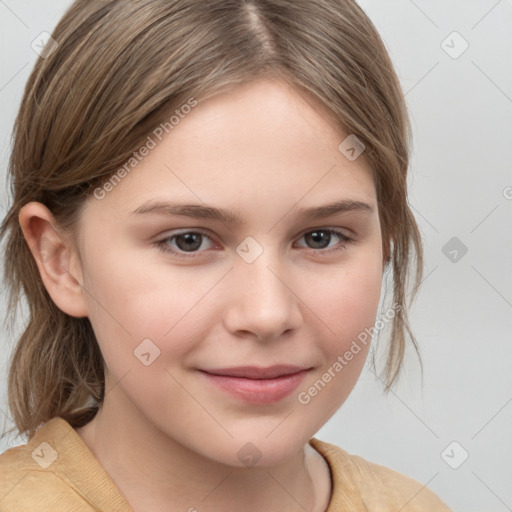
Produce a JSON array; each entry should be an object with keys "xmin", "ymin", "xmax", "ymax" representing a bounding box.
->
[{"xmin": 18, "ymin": 201, "xmax": 89, "ymax": 318}]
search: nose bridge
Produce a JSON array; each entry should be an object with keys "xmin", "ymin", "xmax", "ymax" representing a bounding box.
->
[{"xmin": 225, "ymin": 242, "xmax": 302, "ymax": 339}]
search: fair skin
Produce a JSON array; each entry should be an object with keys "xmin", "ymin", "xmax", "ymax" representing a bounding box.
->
[{"xmin": 19, "ymin": 79, "xmax": 384, "ymax": 512}]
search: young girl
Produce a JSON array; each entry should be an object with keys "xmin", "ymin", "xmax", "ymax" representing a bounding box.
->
[{"xmin": 0, "ymin": 1, "xmax": 452, "ymax": 510}]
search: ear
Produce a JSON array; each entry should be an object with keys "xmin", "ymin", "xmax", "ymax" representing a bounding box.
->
[{"xmin": 18, "ymin": 201, "xmax": 89, "ymax": 318}]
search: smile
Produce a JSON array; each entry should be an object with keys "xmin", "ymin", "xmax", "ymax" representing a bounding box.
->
[{"xmin": 199, "ymin": 365, "xmax": 311, "ymax": 404}]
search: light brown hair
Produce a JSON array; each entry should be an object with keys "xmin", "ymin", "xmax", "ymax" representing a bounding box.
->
[{"xmin": 0, "ymin": 0, "xmax": 423, "ymax": 439}]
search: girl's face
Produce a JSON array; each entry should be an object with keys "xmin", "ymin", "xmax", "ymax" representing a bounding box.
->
[{"xmin": 71, "ymin": 78, "xmax": 383, "ymax": 466}]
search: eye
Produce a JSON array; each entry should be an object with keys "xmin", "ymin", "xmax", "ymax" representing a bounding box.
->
[
  {"xmin": 155, "ymin": 227, "xmax": 352, "ymax": 259},
  {"xmin": 294, "ymin": 228, "xmax": 351, "ymax": 253},
  {"xmin": 155, "ymin": 229, "xmax": 216, "ymax": 257}
]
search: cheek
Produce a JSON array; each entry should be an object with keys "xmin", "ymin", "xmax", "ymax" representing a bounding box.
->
[
  {"xmin": 294, "ymin": 251, "xmax": 383, "ymax": 411},
  {"xmin": 80, "ymin": 246, "xmax": 221, "ymax": 371},
  {"xmin": 313, "ymin": 251, "xmax": 383, "ymax": 350}
]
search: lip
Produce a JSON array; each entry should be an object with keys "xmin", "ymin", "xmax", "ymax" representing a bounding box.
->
[{"xmin": 199, "ymin": 365, "xmax": 311, "ymax": 404}]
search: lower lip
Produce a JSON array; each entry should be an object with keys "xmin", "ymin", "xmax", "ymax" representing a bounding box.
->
[{"xmin": 200, "ymin": 370, "xmax": 309, "ymax": 404}]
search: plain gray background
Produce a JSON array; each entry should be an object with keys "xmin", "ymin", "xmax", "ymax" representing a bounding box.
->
[{"xmin": 1, "ymin": 1, "xmax": 511, "ymax": 510}]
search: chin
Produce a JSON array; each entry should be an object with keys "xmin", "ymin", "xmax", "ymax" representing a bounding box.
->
[{"xmin": 199, "ymin": 423, "xmax": 315, "ymax": 469}]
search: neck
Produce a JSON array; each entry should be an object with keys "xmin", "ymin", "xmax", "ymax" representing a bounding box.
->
[{"xmin": 76, "ymin": 394, "xmax": 330, "ymax": 512}]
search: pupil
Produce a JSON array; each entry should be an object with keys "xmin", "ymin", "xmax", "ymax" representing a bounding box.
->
[{"xmin": 176, "ymin": 233, "xmax": 202, "ymax": 252}]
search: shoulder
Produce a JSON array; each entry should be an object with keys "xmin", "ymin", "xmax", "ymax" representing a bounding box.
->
[
  {"xmin": 309, "ymin": 438, "xmax": 452, "ymax": 511},
  {"xmin": 0, "ymin": 417, "xmax": 130, "ymax": 511},
  {"xmin": 0, "ymin": 418, "xmax": 86, "ymax": 511}
]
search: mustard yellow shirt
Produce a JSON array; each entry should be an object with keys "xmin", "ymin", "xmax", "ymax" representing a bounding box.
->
[{"xmin": 0, "ymin": 417, "xmax": 452, "ymax": 511}]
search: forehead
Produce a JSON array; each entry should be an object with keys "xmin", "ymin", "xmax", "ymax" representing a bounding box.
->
[{"xmin": 85, "ymin": 79, "xmax": 376, "ymax": 221}]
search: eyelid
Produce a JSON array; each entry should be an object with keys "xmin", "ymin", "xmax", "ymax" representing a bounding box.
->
[{"xmin": 293, "ymin": 225, "xmax": 352, "ymax": 241}]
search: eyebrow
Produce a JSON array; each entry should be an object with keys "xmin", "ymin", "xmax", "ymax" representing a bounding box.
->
[{"xmin": 131, "ymin": 199, "xmax": 373, "ymax": 225}]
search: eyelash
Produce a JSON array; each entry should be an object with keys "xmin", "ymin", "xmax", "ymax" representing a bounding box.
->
[{"xmin": 154, "ymin": 228, "xmax": 353, "ymax": 258}]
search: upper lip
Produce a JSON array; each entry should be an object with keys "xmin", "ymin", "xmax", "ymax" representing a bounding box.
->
[{"xmin": 200, "ymin": 365, "xmax": 309, "ymax": 380}]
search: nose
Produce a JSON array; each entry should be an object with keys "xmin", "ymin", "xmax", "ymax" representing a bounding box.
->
[{"xmin": 223, "ymin": 250, "xmax": 303, "ymax": 342}]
